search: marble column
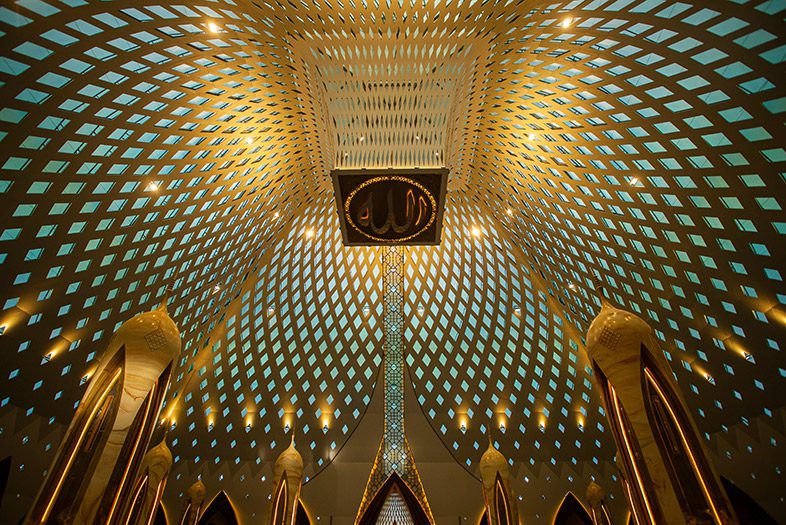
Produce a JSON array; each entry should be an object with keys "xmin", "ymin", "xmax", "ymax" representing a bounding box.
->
[
  {"xmin": 266, "ymin": 434, "xmax": 304, "ymax": 525},
  {"xmin": 26, "ymin": 302, "xmax": 181, "ymax": 525},
  {"xmin": 585, "ymin": 295, "xmax": 737, "ymax": 524},
  {"xmin": 585, "ymin": 481, "xmax": 612, "ymax": 525},
  {"xmin": 179, "ymin": 478, "xmax": 206, "ymax": 525},
  {"xmin": 123, "ymin": 437, "xmax": 173, "ymax": 525},
  {"xmin": 479, "ymin": 435, "xmax": 519, "ymax": 525}
]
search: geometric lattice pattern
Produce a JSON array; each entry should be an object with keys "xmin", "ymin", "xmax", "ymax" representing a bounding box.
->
[
  {"xmin": 356, "ymin": 246, "xmax": 433, "ymax": 523},
  {"xmin": 0, "ymin": 0, "xmax": 784, "ymax": 522}
]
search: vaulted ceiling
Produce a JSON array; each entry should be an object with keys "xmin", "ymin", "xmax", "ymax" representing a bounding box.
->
[{"xmin": 0, "ymin": 0, "xmax": 784, "ymax": 522}]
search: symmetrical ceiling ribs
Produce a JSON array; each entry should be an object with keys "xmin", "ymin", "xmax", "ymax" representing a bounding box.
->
[{"xmin": 0, "ymin": 0, "xmax": 784, "ymax": 522}]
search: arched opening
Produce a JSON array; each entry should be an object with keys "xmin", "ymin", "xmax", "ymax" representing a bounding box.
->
[
  {"xmin": 153, "ymin": 501, "xmax": 169, "ymax": 525},
  {"xmin": 553, "ymin": 492, "xmax": 592, "ymax": 525},
  {"xmin": 641, "ymin": 346, "xmax": 732, "ymax": 524},
  {"xmin": 295, "ymin": 500, "xmax": 311, "ymax": 525},
  {"xmin": 593, "ymin": 361, "xmax": 662, "ymax": 525},
  {"xmin": 720, "ymin": 477, "xmax": 777, "ymax": 525},
  {"xmin": 98, "ymin": 363, "xmax": 174, "ymax": 524},
  {"xmin": 356, "ymin": 472, "xmax": 432, "ymax": 525},
  {"xmin": 28, "ymin": 349, "xmax": 124, "ymax": 524},
  {"xmin": 0, "ymin": 456, "xmax": 10, "ymax": 510},
  {"xmin": 269, "ymin": 473, "xmax": 289, "ymax": 525},
  {"xmin": 493, "ymin": 474, "xmax": 512, "ymax": 525},
  {"xmin": 197, "ymin": 491, "xmax": 239, "ymax": 525}
]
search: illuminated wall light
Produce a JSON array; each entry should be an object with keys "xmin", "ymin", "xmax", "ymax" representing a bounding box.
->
[
  {"xmin": 267, "ymin": 307, "xmax": 275, "ymax": 315},
  {"xmin": 305, "ymin": 228, "xmax": 315, "ymax": 238},
  {"xmin": 212, "ymin": 284, "xmax": 221, "ymax": 294},
  {"xmin": 416, "ymin": 306, "xmax": 425, "ymax": 316},
  {"xmin": 147, "ymin": 182, "xmax": 159, "ymax": 191},
  {"xmin": 359, "ymin": 135, "xmax": 365, "ymax": 142},
  {"xmin": 208, "ymin": 421, "xmax": 214, "ymax": 431},
  {"xmin": 561, "ymin": 17, "xmax": 573, "ymax": 28},
  {"xmin": 513, "ymin": 305, "xmax": 521, "ymax": 316},
  {"xmin": 322, "ymin": 420, "xmax": 329, "ymax": 433},
  {"xmin": 460, "ymin": 421, "xmax": 467, "ymax": 433},
  {"xmin": 568, "ymin": 283, "xmax": 576, "ymax": 291},
  {"xmin": 742, "ymin": 351, "xmax": 755, "ymax": 363},
  {"xmin": 629, "ymin": 177, "xmax": 639, "ymax": 186},
  {"xmin": 505, "ymin": 208, "xmax": 513, "ymax": 216},
  {"xmin": 207, "ymin": 22, "xmax": 219, "ymax": 33},
  {"xmin": 499, "ymin": 422, "xmax": 506, "ymax": 433},
  {"xmin": 528, "ymin": 133, "xmax": 536, "ymax": 141},
  {"xmin": 415, "ymin": 135, "xmax": 421, "ymax": 141},
  {"xmin": 273, "ymin": 211, "xmax": 280, "ymax": 219},
  {"xmin": 0, "ymin": 324, "xmax": 6, "ymax": 335},
  {"xmin": 362, "ymin": 305, "xmax": 370, "ymax": 316},
  {"xmin": 471, "ymin": 226, "xmax": 482, "ymax": 237}
]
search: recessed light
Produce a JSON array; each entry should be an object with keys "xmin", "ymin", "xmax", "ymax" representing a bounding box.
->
[
  {"xmin": 561, "ymin": 17, "xmax": 572, "ymax": 28},
  {"xmin": 207, "ymin": 22, "xmax": 219, "ymax": 33}
]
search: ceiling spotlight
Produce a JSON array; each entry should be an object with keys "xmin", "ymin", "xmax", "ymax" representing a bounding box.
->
[
  {"xmin": 561, "ymin": 17, "xmax": 572, "ymax": 28},
  {"xmin": 629, "ymin": 177, "xmax": 639, "ymax": 186},
  {"xmin": 147, "ymin": 182, "xmax": 159, "ymax": 191},
  {"xmin": 246, "ymin": 137, "xmax": 253, "ymax": 144},
  {"xmin": 415, "ymin": 135, "xmax": 421, "ymax": 141},
  {"xmin": 506, "ymin": 208, "xmax": 513, "ymax": 216},
  {"xmin": 568, "ymin": 283, "xmax": 576, "ymax": 291},
  {"xmin": 267, "ymin": 307, "xmax": 274, "ymax": 315},
  {"xmin": 435, "ymin": 151, "xmax": 440, "ymax": 157},
  {"xmin": 273, "ymin": 211, "xmax": 280, "ymax": 219},
  {"xmin": 208, "ymin": 422, "xmax": 215, "ymax": 431},
  {"xmin": 528, "ymin": 133, "xmax": 536, "ymax": 141},
  {"xmin": 207, "ymin": 22, "xmax": 219, "ymax": 33},
  {"xmin": 471, "ymin": 226, "xmax": 481, "ymax": 237},
  {"xmin": 213, "ymin": 284, "xmax": 221, "ymax": 294},
  {"xmin": 284, "ymin": 423, "xmax": 291, "ymax": 433},
  {"xmin": 499, "ymin": 422, "xmax": 506, "ymax": 432},
  {"xmin": 416, "ymin": 306, "xmax": 425, "ymax": 316},
  {"xmin": 359, "ymin": 136, "xmax": 365, "ymax": 142},
  {"xmin": 513, "ymin": 306, "xmax": 521, "ymax": 316},
  {"xmin": 362, "ymin": 305, "xmax": 370, "ymax": 316},
  {"xmin": 305, "ymin": 228, "xmax": 315, "ymax": 238},
  {"xmin": 322, "ymin": 422, "xmax": 329, "ymax": 433},
  {"xmin": 246, "ymin": 422, "xmax": 252, "ymax": 432},
  {"xmin": 539, "ymin": 423, "xmax": 545, "ymax": 432},
  {"xmin": 460, "ymin": 421, "xmax": 467, "ymax": 433}
]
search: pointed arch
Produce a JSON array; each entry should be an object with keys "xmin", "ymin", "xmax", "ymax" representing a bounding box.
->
[
  {"xmin": 493, "ymin": 473, "xmax": 512, "ymax": 525},
  {"xmin": 269, "ymin": 472, "xmax": 289, "ymax": 525},
  {"xmin": 98, "ymin": 362, "xmax": 174, "ymax": 524},
  {"xmin": 150, "ymin": 501, "xmax": 170, "ymax": 525},
  {"xmin": 356, "ymin": 472, "xmax": 432, "ymax": 525},
  {"xmin": 553, "ymin": 492, "xmax": 592, "ymax": 525},
  {"xmin": 295, "ymin": 500, "xmax": 311, "ymax": 525},
  {"xmin": 197, "ymin": 491, "xmax": 240, "ymax": 525},
  {"xmin": 640, "ymin": 345, "xmax": 732, "ymax": 524},
  {"xmin": 0, "ymin": 456, "xmax": 10, "ymax": 510},
  {"xmin": 720, "ymin": 477, "xmax": 777, "ymax": 525},
  {"xmin": 27, "ymin": 348, "xmax": 124, "ymax": 524}
]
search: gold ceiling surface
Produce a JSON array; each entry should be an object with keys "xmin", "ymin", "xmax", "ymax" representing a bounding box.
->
[{"xmin": 0, "ymin": 0, "xmax": 784, "ymax": 520}]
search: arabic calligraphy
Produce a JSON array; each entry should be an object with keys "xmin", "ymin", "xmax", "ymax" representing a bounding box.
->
[{"xmin": 345, "ymin": 176, "xmax": 437, "ymax": 243}]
